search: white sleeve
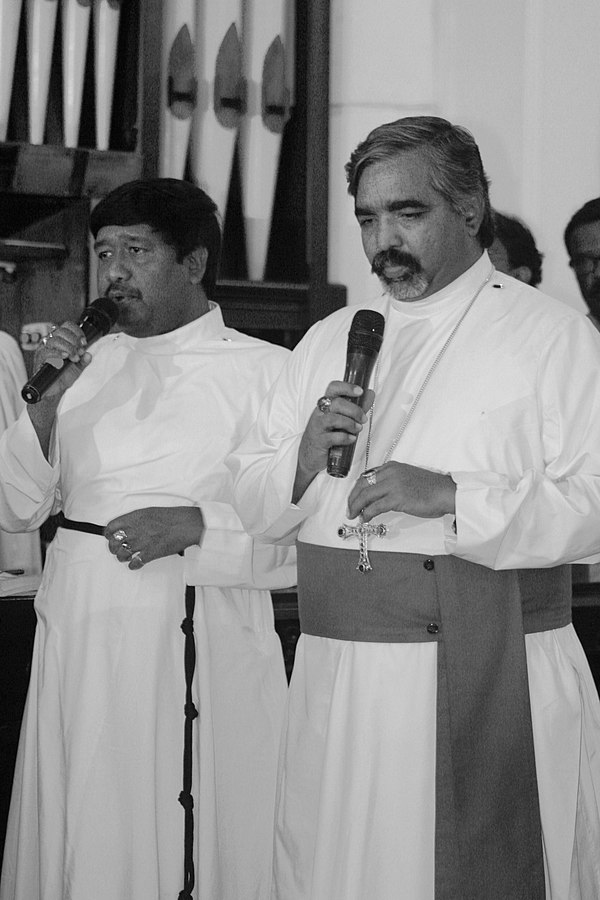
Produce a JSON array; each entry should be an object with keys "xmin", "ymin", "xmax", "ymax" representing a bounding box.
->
[
  {"xmin": 183, "ymin": 500, "xmax": 296, "ymax": 589},
  {"xmin": 0, "ymin": 410, "xmax": 60, "ymax": 532},
  {"xmin": 448, "ymin": 317, "xmax": 600, "ymax": 569},
  {"xmin": 228, "ymin": 328, "xmax": 328, "ymax": 543},
  {"xmin": 0, "ymin": 333, "xmax": 27, "ymax": 432}
]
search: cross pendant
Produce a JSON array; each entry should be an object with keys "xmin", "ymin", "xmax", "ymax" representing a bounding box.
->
[{"xmin": 337, "ymin": 520, "xmax": 387, "ymax": 573}]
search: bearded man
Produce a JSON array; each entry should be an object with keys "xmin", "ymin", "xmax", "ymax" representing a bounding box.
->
[{"xmin": 229, "ymin": 117, "xmax": 600, "ymax": 900}]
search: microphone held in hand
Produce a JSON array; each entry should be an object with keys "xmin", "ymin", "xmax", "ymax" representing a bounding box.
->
[
  {"xmin": 21, "ymin": 297, "xmax": 119, "ymax": 404},
  {"xmin": 327, "ymin": 309, "xmax": 385, "ymax": 478}
]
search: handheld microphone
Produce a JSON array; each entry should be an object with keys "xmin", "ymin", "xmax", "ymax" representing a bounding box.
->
[
  {"xmin": 327, "ymin": 309, "xmax": 385, "ymax": 478},
  {"xmin": 21, "ymin": 297, "xmax": 119, "ymax": 404}
]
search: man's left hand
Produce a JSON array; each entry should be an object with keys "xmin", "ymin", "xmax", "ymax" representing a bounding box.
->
[
  {"xmin": 104, "ymin": 506, "xmax": 204, "ymax": 570},
  {"xmin": 347, "ymin": 462, "xmax": 456, "ymax": 522}
]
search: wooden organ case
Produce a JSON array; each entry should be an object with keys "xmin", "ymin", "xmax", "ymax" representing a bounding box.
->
[{"xmin": 0, "ymin": 0, "xmax": 345, "ymax": 352}]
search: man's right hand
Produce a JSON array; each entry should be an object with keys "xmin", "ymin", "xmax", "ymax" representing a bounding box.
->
[
  {"xmin": 27, "ymin": 321, "xmax": 92, "ymax": 460},
  {"xmin": 292, "ymin": 381, "xmax": 373, "ymax": 504},
  {"xmin": 30, "ymin": 322, "xmax": 92, "ymax": 401}
]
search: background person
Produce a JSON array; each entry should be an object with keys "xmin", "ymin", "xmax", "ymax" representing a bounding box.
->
[
  {"xmin": 564, "ymin": 197, "xmax": 600, "ymax": 328},
  {"xmin": 0, "ymin": 331, "xmax": 42, "ymax": 575},
  {"xmin": 229, "ymin": 117, "xmax": 600, "ymax": 900},
  {"xmin": 0, "ymin": 178, "xmax": 295, "ymax": 900},
  {"xmin": 488, "ymin": 209, "xmax": 544, "ymax": 286}
]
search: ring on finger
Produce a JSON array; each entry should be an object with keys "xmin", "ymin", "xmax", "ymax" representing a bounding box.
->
[
  {"xmin": 121, "ymin": 541, "xmax": 131, "ymax": 553},
  {"xmin": 130, "ymin": 550, "xmax": 144, "ymax": 568},
  {"xmin": 41, "ymin": 327, "xmax": 57, "ymax": 346},
  {"xmin": 113, "ymin": 529, "xmax": 128, "ymax": 542},
  {"xmin": 317, "ymin": 396, "xmax": 332, "ymax": 414},
  {"xmin": 362, "ymin": 467, "xmax": 378, "ymax": 486}
]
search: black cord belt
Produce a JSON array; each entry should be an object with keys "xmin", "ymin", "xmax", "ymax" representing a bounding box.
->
[
  {"xmin": 56, "ymin": 512, "xmax": 105, "ymax": 536},
  {"xmin": 179, "ymin": 585, "xmax": 199, "ymax": 898}
]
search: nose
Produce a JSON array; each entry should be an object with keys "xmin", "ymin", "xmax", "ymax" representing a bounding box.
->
[
  {"xmin": 103, "ymin": 249, "xmax": 131, "ymax": 283},
  {"xmin": 374, "ymin": 214, "xmax": 401, "ymax": 254}
]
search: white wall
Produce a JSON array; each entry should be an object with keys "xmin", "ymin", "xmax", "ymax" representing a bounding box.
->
[{"xmin": 329, "ymin": 0, "xmax": 600, "ymax": 313}]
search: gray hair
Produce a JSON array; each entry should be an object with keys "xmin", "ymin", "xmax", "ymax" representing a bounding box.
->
[{"xmin": 345, "ymin": 116, "xmax": 494, "ymax": 249}]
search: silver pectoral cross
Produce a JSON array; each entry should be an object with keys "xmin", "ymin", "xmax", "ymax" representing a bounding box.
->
[{"xmin": 337, "ymin": 519, "xmax": 387, "ymax": 573}]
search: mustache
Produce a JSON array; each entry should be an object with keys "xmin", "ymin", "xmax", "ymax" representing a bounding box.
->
[{"xmin": 371, "ymin": 248, "xmax": 421, "ymax": 277}]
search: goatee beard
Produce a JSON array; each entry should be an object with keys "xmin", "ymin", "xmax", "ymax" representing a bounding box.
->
[
  {"xmin": 381, "ymin": 274, "xmax": 430, "ymax": 301},
  {"xmin": 371, "ymin": 248, "xmax": 429, "ymax": 301}
]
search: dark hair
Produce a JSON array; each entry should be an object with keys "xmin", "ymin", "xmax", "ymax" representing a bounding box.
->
[
  {"xmin": 564, "ymin": 198, "xmax": 600, "ymax": 258},
  {"xmin": 493, "ymin": 211, "xmax": 543, "ymax": 287},
  {"xmin": 345, "ymin": 116, "xmax": 494, "ymax": 248},
  {"xmin": 90, "ymin": 178, "xmax": 222, "ymax": 301}
]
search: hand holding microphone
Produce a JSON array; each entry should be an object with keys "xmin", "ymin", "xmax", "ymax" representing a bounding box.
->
[
  {"xmin": 326, "ymin": 310, "xmax": 385, "ymax": 477},
  {"xmin": 292, "ymin": 310, "xmax": 385, "ymax": 503},
  {"xmin": 22, "ymin": 297, "xmax": 118, "ymax": 404}
]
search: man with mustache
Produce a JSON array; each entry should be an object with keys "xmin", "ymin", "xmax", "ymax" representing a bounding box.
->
[
  {"xmin": 564, "ymin": 197, "xmax": 600, "ymax": 329},
  {"xmin": 0, "ymin": 178, "xmax": 295, "ymax": 900},
  {"xmin": 229, "ymin": 117, "xmax": 600, "ymax": 899}
]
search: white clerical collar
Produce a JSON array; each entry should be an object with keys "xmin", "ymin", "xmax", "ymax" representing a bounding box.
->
[
  {"xmin": 111, "ymin": 301, "xmax": 227, "ymax": 355},
  {"xmin": 388, "ymin": 252, "xmax": 492, "ymax": 319}
]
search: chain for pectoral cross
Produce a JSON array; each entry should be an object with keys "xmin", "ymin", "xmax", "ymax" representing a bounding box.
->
[
  {"xmin": 338, "ymin": 520, "xmax": 387, "ymax": 573},
  {"xmin": 336, "ymin": 267, "xmax": 494, "ymax": 574}
]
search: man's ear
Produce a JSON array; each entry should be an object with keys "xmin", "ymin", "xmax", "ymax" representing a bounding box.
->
[
  {"xmin": 463, "ymin": 196, "xmax": 485, "ymax": 237},
  {"xmin": 185, "ymin": 246, "xmax": 208, "ymax": 284},
  {"xmin": 511, "ymin": 265, "xmax": 533, "ymax": 285}
]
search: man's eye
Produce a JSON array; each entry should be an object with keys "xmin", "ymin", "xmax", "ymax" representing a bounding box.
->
[
  {"xmin": 129, "ymin": 246, "xmax": 144, "ymax": 255},
  {"xmin": 358, "ymin": 218, "xmax": 374, "ymax": 228},
  {"xmin": 97, "ymin": 250, "xmax": 111, "ymax": 260}
]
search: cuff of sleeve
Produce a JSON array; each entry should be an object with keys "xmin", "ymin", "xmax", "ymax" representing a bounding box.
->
[
  {"xmin": 183, "ymin": 500, "xmax": 298, "ymax": 589},
  {"xmin": 252, "ymin": 433, "xmax": 319, "ymax": 543},
  {"xmin": 445, "ymin": 470, "xmax": 511, "ymax": 561},
  {"xmin": 184, "ymin": 500, "xmax": 253, "ymax": 586}
]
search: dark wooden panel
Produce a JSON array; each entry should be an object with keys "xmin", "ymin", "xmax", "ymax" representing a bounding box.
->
[
  {"xmin": 0, "ymin": 200, "xmax": 90, "ymax": 357},
  {"xmin": 0, "ymin": 597, "xmax": 37, "ymax": 859},
  {"xmin": 0, "ymin": 144, "xmax": 142, "ymax": 198},
  {"xmin": 572, "ymin": 607, "xmax": 600, "ymax": 690},
  {"xmin": 273, "ymin": 591, "xmax": 300, "ymax": 681},
  {"xmin": 217, "ymin": 280, "xmax": 346, "ymax": 348}
]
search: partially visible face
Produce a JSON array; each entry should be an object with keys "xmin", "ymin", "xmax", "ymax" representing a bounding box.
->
[
  {"xmin": 568, "ymin": 220, "xmax": 600, "ymax": 318},
  {"xmin": 354, "ymin": 150, "xmax": 483, "ymax": 301},
  {"xmin": 488, "ymin": 236, "xmax": 533, "ymax": 285},
  {"xmin": 94, "ymin": 224, "xmax": 201, "ymax": 337}
]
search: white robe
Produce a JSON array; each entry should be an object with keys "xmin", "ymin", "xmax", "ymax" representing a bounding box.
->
[
  {"xmin": 0, "ymin": 306, "xmax": 296, "ymax": 900},
  {"xmin": 228, "ymin": 254, "xmax": 600, "ymax": 899},
  {"xmin": 0, "ymin": 332, "xmax": 41, "ymax": 574}
]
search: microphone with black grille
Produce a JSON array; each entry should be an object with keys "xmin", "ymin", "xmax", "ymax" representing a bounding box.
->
[
  {"xmin": 327, "ymin": 309, "xmax": 385, "ymax": 478},
  {"xmin": 21, "ymin": 297, "xmax": 118, "ymax": 404}
]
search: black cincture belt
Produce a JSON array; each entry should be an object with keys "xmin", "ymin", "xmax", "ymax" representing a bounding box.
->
[{"xmin": 56, "ymin": 512, "xmax": 105, "ymax": 536}]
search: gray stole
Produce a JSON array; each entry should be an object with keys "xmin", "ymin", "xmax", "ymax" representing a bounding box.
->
[{"xmin": 297, "ymin": 541, "xmax": 572, "ymax": 900}]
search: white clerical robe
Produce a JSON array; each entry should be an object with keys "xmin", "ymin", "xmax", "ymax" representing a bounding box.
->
[
  {"xmin": 229, "ymin": 254, "xmax": 600, "ymax": 900},
  {"xmin": 0, "ymin": 332, "xmax": 41, "ymax": 574},
  {"xmin": 0, "ymin": 306, "xmax": 296, "ymax": 900}
]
